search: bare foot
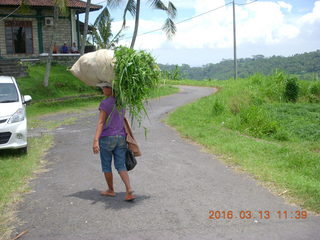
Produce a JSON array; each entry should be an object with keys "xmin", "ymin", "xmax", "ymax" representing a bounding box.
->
[
  {"xmin": 125, "ymin": 191, "xmax": 135, "ymax": 201},
  {"xmin": 100, "ymin": 190, "xmax": 116, "ymax": 197}
]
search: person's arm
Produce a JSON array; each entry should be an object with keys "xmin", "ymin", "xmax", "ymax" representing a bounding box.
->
[{"xmin": 93, "ymin": 110, "xmax": 108, "ymax": 154}]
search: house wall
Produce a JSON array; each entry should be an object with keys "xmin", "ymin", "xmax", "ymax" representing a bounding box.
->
[
  {"xmin": 42, "ymin": 18, "xmax": 72, "ymax": 53},
  {"xmin": 41, "ymin": 8, "xmax": 72, "ymax": 53},
  {"xmin": 0, "ymin": 6, "xmax": 73, "ymax": 58}
]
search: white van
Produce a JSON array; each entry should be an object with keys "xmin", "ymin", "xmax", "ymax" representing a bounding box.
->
[{"xmin": 0, "ymin": 76, "xmax": 32, "ymax": 153}]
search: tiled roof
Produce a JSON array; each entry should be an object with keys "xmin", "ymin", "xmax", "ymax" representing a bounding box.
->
[{"xmin": 0, "ymin": 0, "xmax": 102, "ymax": 10}]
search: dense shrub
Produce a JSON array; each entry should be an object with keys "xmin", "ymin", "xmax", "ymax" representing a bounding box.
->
[
  {"xmin": 228, "ymin": 96, "xmax": 250, "ymax": 115},
  {"xmin": 261, "ymin": 72, "xmax": 286, "ymax": 102},
  {"xmin": 284, "ymin": 77, "xmax": 299, "ymax": 102},
  {"xmin": 211, "ymin": 99, "xmax": 225, "ymax": 116},
  {"xmin": 239, "ymin": 106, "xmax": 278, "ymax": 137},
  {"xmin": 308, "ymin": 82, "xmax": 320, "ymax": 103}
]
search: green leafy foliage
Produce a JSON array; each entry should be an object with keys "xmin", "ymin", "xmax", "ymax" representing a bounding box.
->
[
  {"xmin": 161, "ymin": 65, "xmax": 182, "ymax": 80},
  {"xmin": 308, "ymin": 82, "xmax": 320, "ymax": 103},
  {"xmin": 284, "ymin": 77, "xmax": 299, "ymax": 102},
  {"xmin": 211, "ymin": 99, "xmax": 225, "ymax": 116},
  {"xmin": 113, "ymin": 46, "xmax": 161, "ymax": 123},
  {"xmin": 239, "ymin": 106, "xmax": 278, "ymax": 137}
]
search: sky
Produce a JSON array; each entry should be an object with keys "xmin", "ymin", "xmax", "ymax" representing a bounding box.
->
[{"xmin": 80, "ymin": 0, "xmax": 320, "ymax": 66}]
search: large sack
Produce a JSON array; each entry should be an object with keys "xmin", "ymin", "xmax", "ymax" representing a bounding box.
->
[{"xmin": 69, "ymin": 49, "xmax": 115, "ymax": 86}]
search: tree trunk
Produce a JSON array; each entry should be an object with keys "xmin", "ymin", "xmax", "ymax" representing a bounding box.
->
[
  {"xmin": 80, "ymin": 0, "xmax": 91, "ymax": 55},
  {"xmin": 44, "ymin": 5, "xmax": 58, "ymax": 87},
  {"xmin": 130, "ymin": 0, "xmax": 140, "ymax": 49}
]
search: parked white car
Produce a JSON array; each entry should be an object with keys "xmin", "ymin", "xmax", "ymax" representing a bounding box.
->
[{"xmin": 0, "ymin": 76, "xmax": 32, "ymax": 153}]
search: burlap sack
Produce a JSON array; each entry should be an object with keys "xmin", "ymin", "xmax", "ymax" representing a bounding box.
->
[{"xmin": 69, "ymin": 49, "xmax": 115, "ymax": 86}]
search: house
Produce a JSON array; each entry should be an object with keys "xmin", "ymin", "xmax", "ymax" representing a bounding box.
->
[{"xmin": 0, "ymin": 0, "xmax": 102, "ymax": 59}]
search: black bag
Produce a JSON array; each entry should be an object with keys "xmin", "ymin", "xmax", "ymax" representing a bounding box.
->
[{"xmin": 126, "ymin": 149, "xmax": 137, "ymax": 171}]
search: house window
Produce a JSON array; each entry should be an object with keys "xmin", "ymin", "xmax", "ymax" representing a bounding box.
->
[{"xmin": 5, "ymin": 21, "xmax": 33, "ymax": 54}]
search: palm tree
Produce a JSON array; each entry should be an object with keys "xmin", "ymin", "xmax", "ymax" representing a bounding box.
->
[
  {"xmin": 93, "ymin": 6, "xmax": 122, "ymax": 49},
  {"xmin": 107, "ymin": 0, "xmax": 177, "ymax": 49},
  {"xmin": 44, "ymin": 0, "xmax": 67, "ymax": 87}
]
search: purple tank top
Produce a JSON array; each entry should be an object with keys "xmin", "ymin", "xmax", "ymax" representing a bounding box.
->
[{"xmin": 99, "ymin": 96, "xmax": 126, "ymax": 137}]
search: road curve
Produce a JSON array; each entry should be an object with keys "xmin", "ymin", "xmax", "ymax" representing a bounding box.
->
[{"xmin": 15, "ymin": 86, "xmax": 320, "ymax": 240}]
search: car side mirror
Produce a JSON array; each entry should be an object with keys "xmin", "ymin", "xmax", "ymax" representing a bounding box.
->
[{"xmin": 23, "ymin": 95, "xmax": 32, "ymax": 104}]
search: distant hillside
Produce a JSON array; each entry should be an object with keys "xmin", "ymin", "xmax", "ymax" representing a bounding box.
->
[{"xmin": 158, "ymin": 50, "xmax": 320, "ymax": 80}]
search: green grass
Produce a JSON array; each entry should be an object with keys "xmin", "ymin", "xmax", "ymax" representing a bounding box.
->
[
  {"xmin": 0, "ymin": 135, "xmax": 53, "ymax": 239},
  {"xmin": 166, "ymin": 76, "xmax": 320, "ymax": 212},
  {"xmin": 149, "ymin": 85, "xmax": 179, "ymax": 98}
]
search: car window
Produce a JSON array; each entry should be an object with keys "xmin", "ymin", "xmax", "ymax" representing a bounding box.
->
[{"xmin": 0, "ymin": 83, "xmax": 19, "ymax": 103}]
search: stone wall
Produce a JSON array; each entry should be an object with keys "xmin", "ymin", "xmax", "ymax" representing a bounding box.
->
[{"xmin": 38, "ymin": 54, "xmax": 80, "ymax": 68}]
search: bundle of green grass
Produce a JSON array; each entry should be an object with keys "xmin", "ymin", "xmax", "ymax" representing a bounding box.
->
[
  {"xmin": 113, "ymin": 46, "xmax": 160, "ymax": 123},
  {"xmin": 70, "ymin": 46, "xmax": 161, "ymax": 124}
]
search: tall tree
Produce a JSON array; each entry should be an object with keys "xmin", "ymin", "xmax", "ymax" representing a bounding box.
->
[
  {"xmin": 93, "ymin": 6, "xmax": 122, "ymax": 49},
  {"xmin": 44, "ymin": 0, "xmax": 66, "ymax": 87},
  {"xmin": 107, "ymin": 0, "xmax": 177, "ymax": 49}
]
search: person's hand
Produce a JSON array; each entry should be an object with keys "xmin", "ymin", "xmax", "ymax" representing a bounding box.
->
[{"xmin": 93, "ymin": 140, "xmax": 100, "ymax": 154}]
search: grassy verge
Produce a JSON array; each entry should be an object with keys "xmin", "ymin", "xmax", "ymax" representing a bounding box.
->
[
  {"xmin": 166, "ymin": 76, "xmax": 320, "ymax": 212},
  {"xmin": 0, "ymin": 135, "xmax": 53, "ymax": 239}
]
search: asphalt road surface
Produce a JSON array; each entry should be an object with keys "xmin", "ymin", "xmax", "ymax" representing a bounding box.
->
[{"xmin": 14, "ymin": 86, "xmax": 320, "ymax": 240}]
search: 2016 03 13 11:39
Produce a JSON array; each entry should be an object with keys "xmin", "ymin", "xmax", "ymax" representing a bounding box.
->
[{"xmin": 208, "ymin": 210, "xmax": 308, "ymax": 220}]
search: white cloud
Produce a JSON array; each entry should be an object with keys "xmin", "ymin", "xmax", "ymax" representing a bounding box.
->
[
  {"xmin": 237, "ymin": 1, "xmax": 299, "ymax": 44},
  {"xmin": 129, "ymin": 0, "xmax": 320, "ymax": 49},
  {"xmin": 299, "ymin": 1, "xmax": 320, "ymax": 24},
  {"xmin": 106, "ymin": 0, "xmax": 319, "ymax": 62},
  {"xmin": 277, "ymin": 1, "xmax": 292, "ymax": 12},
  {"xmin": 164, "ymin": 0, "xmax": 300, "ymax": 48}
]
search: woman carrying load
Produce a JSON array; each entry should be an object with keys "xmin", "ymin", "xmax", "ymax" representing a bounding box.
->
[{"xmin": 92, "ymin": 82, "xmax": 135, "ymax": 201}]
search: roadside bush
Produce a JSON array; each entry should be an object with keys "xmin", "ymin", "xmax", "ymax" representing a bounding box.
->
[
  {"xmin": 284, "ymin": 77, "xmax": 299, "ymax": 102},
  {"xmin": 248, "ymin": 73, "xmax": 265, "ymax": 85},
  {"xmin": 308, "ymin": 82, "xmax": 320, "ymax": 103},
  {"xmin": 229, "ymin": 95, "xmax": 250, "ymax": 115},
  {"xmin": 239, "ymin": 106, "xmax": 278, "ymax": 137},
  {"xmin": 211, "ymin": 99, "xmax": 225, "ymax": 116},
  {"xmin": 273, "ymin": 128, "xmax": 290, "ymax": 141},
  {"xmin": 262, "ymin": 71, "xmax": 287, "ymax": 102},
  {"xmin": 250, "ymin": 93, "xmax": 265, "ymax": 106},
  {"xmin": 310, "ymin": 82, "xmax": 320, "ymax": 96}
]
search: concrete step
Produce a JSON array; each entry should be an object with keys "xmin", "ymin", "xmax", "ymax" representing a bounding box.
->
[{"xmin": 0, "ymin": 59, "xmax": 28, "ymax": 78}]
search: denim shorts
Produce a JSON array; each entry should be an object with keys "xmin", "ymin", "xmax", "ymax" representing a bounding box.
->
[{"xmin": 99, "ymin": 135, "xmax": 127, "ymax": 173}]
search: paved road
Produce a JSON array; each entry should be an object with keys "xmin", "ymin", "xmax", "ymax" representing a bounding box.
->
[{"xmin": 15, "ymin": 86, "xmax": 320, "ymax": 240}]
